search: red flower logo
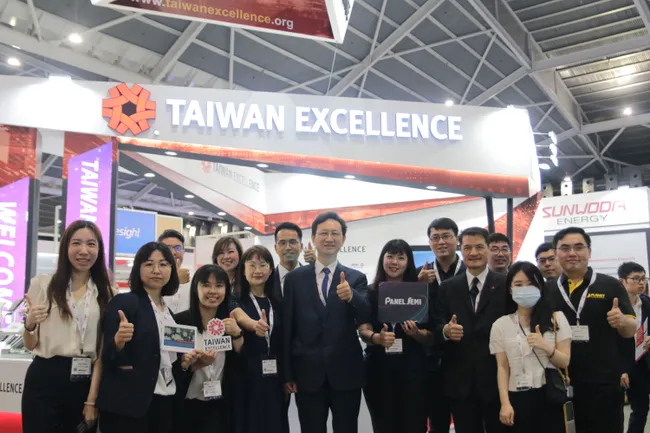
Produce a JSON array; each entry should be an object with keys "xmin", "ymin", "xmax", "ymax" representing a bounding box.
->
[
  {"xmin": 102, "ymin": 83, "xmax": 156, "ymax": 136},
  {"xmin": 207, "ymin": 319, "xmax": 225, "ymax": 336}
]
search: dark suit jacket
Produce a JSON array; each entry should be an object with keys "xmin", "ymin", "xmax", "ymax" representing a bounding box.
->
[
  {"xmin": 619, "ymin": 294, "xmax": 650, "ymax": 390},
  {"xmin": 97, "ymin": 292, "xmax": 168, "ymax": 418},
  {"xmin": 283, "ymin": 263, "xmax": 370, "ymax": 393},
  {"xmin": 273, "ymin": 263, "xmax": 304, "ymax": 301},
  {"xmin": 434, "ymin": 270, "xmax": 507, "ymax": 402}
]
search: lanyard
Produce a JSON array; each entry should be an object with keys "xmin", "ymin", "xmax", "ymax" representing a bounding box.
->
[
  {"xmin": 513, "ymin": 313, "xmax": 532, "ymax": 373},
  {"xmin": 556, "ymin": 274, "xmax": 597, "ymax": 324},
  {"xmin": 149, "ymin": 296, "xmax": 174, "ymax": 368},
  {"xmin": 433, "ymin": 259, "xmax": 463, "ymax": 283},
  {"xmin": 249, "ymin": 293, "xmax": 273, "ymax": 353},
  {"xmin": 67, "ymin": 280, "xmax": 94, "ymax": 354}
]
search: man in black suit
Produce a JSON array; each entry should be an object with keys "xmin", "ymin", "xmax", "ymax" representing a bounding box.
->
[
  {"xmin": 435, "ymin": 226, "xmax": 507, "ymax": 433},
  {"xmin": 283, "ymin": 212, "xmax": 370, "ymax": 433},
  {"xmin": 487, "ymin": 232, "xmax": 511, "ymax": 274},
  {"xmin": 417, "ymin": 217, "xmax": 465, "ymax": 433},
  {"xmin": 272, "ymin": 222, "xmax": 316, "ymax": 300}
]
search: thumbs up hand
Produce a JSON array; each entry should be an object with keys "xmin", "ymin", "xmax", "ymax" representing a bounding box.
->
[
  {"xmin": 378, "ymin": 323, "xmax": 396, "ymax": 348},
  {"xmin": 527, "ymin": 324, "xmax": 552, "ymax": 353},
  {"xmin": 24, "ymin": 294, "xmax": 48, "ymax": 330},
  {"xmin": 444, "ymin": 314, "xmax": 464, "ymax": 341},
  {"xmin": 418, "ymin": 261, "xmax": 436, "ymax": 284},
  {"xmin": 303, "ymin": 243, "xmax": 316, "ymax": 265},
  {"xmin": 337, "ymin": 272, "xmax": 352, "ymax": 302},
  {"xmin": 224, "ymin": 312, "xmax": 242, "ymax": 337},
  {"xmin": 254, "ymin": 309, "xmax": 270, "ymax": 337},
  {"xmin": 114, "ymin": 310, "xmax": 135, "ymax": 351},
  {"xmin": 607, "ymin": 297, "xmax": 625, "ymax": 329}
]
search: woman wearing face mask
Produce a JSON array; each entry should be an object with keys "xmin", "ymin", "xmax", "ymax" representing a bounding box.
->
[
  {"xmin": 358, "ymin": 239, "xmax": 430, "ymax": 433},
  {"xmin": 21, "ymin": 220, "xmax": 114, "ymax": 433},
  {"xmin": 172, "ymin": 265, "xmax": 244, "ymax": 433},
  {"xmin": 233, "ymin": 245, "xmax": 288, "ymax": 433},
  {"xmin": 489, "ymin": 261, "xmax": 572, "ymax": 433},
  {"xmin": 97, "ymin": 242, "xmax": 180, "ymax": 433}
]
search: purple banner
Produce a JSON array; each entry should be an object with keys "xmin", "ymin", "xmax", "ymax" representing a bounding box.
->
[
  {"xmin": 0, "ymin": 177, "xmax": 30, "ymax": 313},
  {"xmin": 65, "ymin": 142, "xmax": 114, "ymax": 266}
]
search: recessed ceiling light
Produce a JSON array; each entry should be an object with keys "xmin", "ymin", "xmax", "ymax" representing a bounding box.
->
[
  {"xmin": 445, "ymin": 100, "xmax": 454, "ymax": 106},
  {"xmin": 185, "ymin": 224, "xmax": 192, "ymax": 228},
  {"xmin": 57, "ymin": 220, "xmax": 62, "ymax": 224},
  {"xmin": 623, "ymin": 107, "xmax": 633, "ymax": 116},
  {"xmin": 217, "ymin": 211, "xmax": 226, "ymax": 216},
  {"xmin": 144, "ymin": 173, "xmax": 155, "ymax": 178},
  {"xmin": 426, "ymin": 185, "xmax": 438, "ymax": 190},
  {"xmin": 256, "ymin": 163, "xmax": 269, "ymax": 168},
  {"xmin": 11, "ymin": 45, "xmax": 20, "ymax": 50},
  {"xmin": 188, "ymin": 211, "xmax": 194, "ymax": 215},
  {"xmin": 563, "ymin": 176, "xmax": 571, "ymax": 182},
  {"xmin": 344, "ymin": 175, "xmax": 355, "ymax": 179},
  {"xmin": 8, "ymin": 17, "xmax": 16, "ymax": 27},
  {"xmin": 7, "ymin": 57, "xmax": 20, "ymax": 67},
  {"xmin": 164, "ymin": 151, "xmax": 177, "ymax": 156},
  {"xmin": 539, "ymin": 163, "xmax": 551, "ymax": 170},
  {"xmin": 244, "ymin": 226, "xmax": 252, "ymax": 230},
  {"xmin": 218, "ymin": 223, "xmax": 224, "ymax": 227},
  {"xmin": 184, "ymin": 194, "xmax": 194, "ymax": 199},
  {"xmin": 67, "ymin": 33, "xmax": 83, "ymax": 44}
]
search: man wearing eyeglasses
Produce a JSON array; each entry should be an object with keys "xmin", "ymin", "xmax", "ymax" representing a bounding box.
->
[
  {"xmin": 273, "ymin": 222, "xmax": 316, "ymax": 300},
  {"xmin": 487, "ymin": 233, "xmax": 511, "ymax": 274},
  {"xmin": 618, "ymin": 262, "xmax": 650, "ymax": 433},
  {"xmin": 159, "ymin": 229, "xmax": 191, "ymax": 313},
  {"xmin": 535, "ymin": 242, "xmax": 562, "ymax": 280},
  {"xmin": 546, "ymin": 227, "xmax": 636, "ymax": 433}
]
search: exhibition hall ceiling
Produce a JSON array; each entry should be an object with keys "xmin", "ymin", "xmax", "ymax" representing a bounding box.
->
[{"xmin": 1, "ymin": 0, "xmax": 650, "ymax": 191}]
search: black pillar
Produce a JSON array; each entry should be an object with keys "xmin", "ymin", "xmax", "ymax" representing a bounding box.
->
[
  {"xmin": 506, "ymin": 198, "xmax": 514, "ymax": 242},
  {"xmin": 485, "ymin": 197, "xmax": 495, "ymax": 233}
]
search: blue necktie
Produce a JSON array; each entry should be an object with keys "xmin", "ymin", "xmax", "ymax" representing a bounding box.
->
[{"xmin": 322, "ymin": 268, "xmax": 331, "ymax": 304}]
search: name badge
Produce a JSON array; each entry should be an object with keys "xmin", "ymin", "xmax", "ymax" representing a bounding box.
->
[
  {"xmin": 571, "ymin": 325, "xmax": 590, "ymax": 342},
  {"xmin": 203, "ymin": 380, "xmax": 222, "ymax": 400},
  {"xmin": 515, "ymin": 372, "xmax": 533, "ymax": 391},
  {"xmin": 385, "ymin": 339, "xmax": 403, "ymax": 354},
  {"xmin": 262, "ymin": 357, "xmax": 278, "ymax": 376},
  {"xmin": 70, "ymin": 357, "xmax": 92, "ymax": 381}
]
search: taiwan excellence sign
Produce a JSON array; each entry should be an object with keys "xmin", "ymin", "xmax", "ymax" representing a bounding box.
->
[
  {"xmin": 65, "ymin": 142, "xmax": 115, "ymax": 264},
  {"xmin": 115, "ymin": 209, "xmax": 157, "ymax": 255},
  {"xmin": 91, "ymin": 0, "xmax": 354, "ymax": 43}
]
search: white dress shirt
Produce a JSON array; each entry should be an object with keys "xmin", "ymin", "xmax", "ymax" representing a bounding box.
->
[
  {"xmin": 466, "ymin": 267, "xmax": 489, "ymax": 311},
  {"xmin": 634, "ymin": 296, "xmax": 643, "ymax": 330},
  {"xmin": 277, "ymin": 263, "xmax": 301, "ymax": 295},
  {"xmin": 185, "ymin": 331, "xmax": 226, "ymax": 401},
  {"xmin": 164, "ymin": 281, "xmax": 191, "ymax": 314},
  {"xmin": 315, "ymin": 260, "xmax": 338, "ymax": 305}
]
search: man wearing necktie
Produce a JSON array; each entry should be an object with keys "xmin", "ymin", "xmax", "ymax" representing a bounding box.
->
[
  {"xmin": 434, "ymin": 227, "xmax": 507, "ymax": 433},
  {"xmin": 283, "ymin": 212, "xmax": 370, "ymax": 433},
  {"xmin": 272, "ymin": 222, "xmax": 316, "ymax": 300}
]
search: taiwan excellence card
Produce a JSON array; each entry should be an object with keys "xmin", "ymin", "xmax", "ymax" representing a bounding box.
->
[{"xmin": 161, "ymin": 323, "xmax": 198, "ymax": 353}]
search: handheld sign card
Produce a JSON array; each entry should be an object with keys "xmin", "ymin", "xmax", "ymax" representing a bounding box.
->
[
  {"xmin": 203, "ymin": 318, "xmax": 232, "ymax": 352},
  {"xmin": 378, "ymin": 282, "xmax": 429, "ymax": 324},
  {"xmin": 161, "ymin": 324, "xmax": 198, "ymax": 353}
]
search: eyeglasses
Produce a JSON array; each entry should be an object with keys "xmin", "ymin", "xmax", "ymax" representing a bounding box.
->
[
  {"xmin": 558, "ymin": 244, "xmax": 587, "ymax": 253},
  {"xmin": 277, "ymin": 239, "xmax": 300, "ymax": 247},
  {"xmin": 245, "ymin": 261, "xmax": 270, "ymax": 271},
  {"xmin": 166, "ymin": 245, "xmax": 184, "ymax": 252},
  {"xmin": 430, "ymin": 233, "xmax": 454, "ymax": 243},
  {"xmin": 316, "ymin": 231, "xmax": 342, "ymax": 239},
  {"xmin": 537, "ymin": 256, "xmax": 556, "ymax": 265},
  {"xmin": 489, "ymin": 247, "xmax": 510, "ymax": 255},
  {"xmin": 627, "ymin": 277, "xmax": 649, "ymax": 284}
]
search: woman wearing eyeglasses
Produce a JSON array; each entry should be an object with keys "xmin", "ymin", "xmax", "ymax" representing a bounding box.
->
[{"xmin": 232, "ymin": 245, "xmax": 288, "ymax": 433}]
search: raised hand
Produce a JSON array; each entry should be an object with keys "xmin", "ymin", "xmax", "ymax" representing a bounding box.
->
[
  {"xmin": 378, "ymin": 323, "xmax": 396, "ymax": 348},
  {"xmin": 444, "ymin": 314, "xmax": 464, "ymax": 342},
  {"xmin": 25, "ymin": 294, "xmax": 48, "ymax": 330},
  {"xmin": 224, "ymin": 311, "xmax": 241, "ymax": 336},
  {"xmin": 337, "ymin": 272, "xmax": 352, "ymax": 302},
  {"xmin": 527, "ymin": 325, "xmax": 552, "ymax": 353},
  {"xmin": 303, "ymin": 243, "xmax": 316, "ymax": 265},
  {"xmin": 181, "ymin": 349, "xmax": 202, "ymax": 370},
  {"xmin": 607, "ymin": 298, "xmax": 625, "ymax": 329},
  {"xmin": 401, "ymin": 320, "xmax": 419, "ymax": 337},
  {"xmin": 418, "ymin": 261, "xmax": 436, "ymax": 284},
  {"xmin": 178, "ymin": 267, "xmax": 191, "ymax": 285},
  {"xmin": 114, "ymin": 310, "xmax": 135, "ymax": 351},
  {"xmin": 255, "ymin": 309, "xmax": 270, "ymax": 337}
]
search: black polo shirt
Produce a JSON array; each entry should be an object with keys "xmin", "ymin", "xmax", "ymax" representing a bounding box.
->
[{"xmin": 546, "ymin": 267, "xmax": 635, "ymax": 385}]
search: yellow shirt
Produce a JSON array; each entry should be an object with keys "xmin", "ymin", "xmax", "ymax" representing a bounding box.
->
[{"xmin": 568, "ymin": 279, "xmax": 583, "ymax": 294}]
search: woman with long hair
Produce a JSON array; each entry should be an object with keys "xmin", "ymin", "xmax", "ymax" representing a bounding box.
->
[
  {"xmin": 212, "ymin": 236, "xmax": 244, "ymax": 293},
  {"xmin": 173, "ymin": 265, "xmax": 244, "ymax": 433},
  {"xmin": 358, "ymin": 239, "xmax": 430, "ymax": 433},
  {"xmin": 21, "ymin": 220, "xmax": 114, "ymax": 433},
  {"xmin": 233, "ymin": 245, "xmax": 288, "ymax": 433},
  {"xmin": 97, "ymin": 242, "xmax": 181, "ymax": 433},
  {"xmin": 489, "ymin": 261, "xmax": 572, "ymax": 433}
]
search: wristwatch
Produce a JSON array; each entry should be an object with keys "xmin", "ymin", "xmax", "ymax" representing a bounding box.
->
[
  {"xmin": 23, "ymin": 317, "xmax": 37, "ymax": 333},
  {"xmin": 232, "ymin": 331, "xmax": 243, "ymax": 340}
]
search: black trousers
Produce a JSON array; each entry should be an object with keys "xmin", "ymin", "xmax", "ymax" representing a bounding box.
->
[
  {"xmin": 506, "ymin": 388, "xmax": 565, "ymax": 433},
  {"xmin": 100, "ymin": 394, "xmax": 174, "ymax": 433},
  {"xmin": 573, "ymin": 382, "xmax": 624, "ymax": 433},
  {"xmin": 22, "ymin": 356, "xmax": 93, "ymax": 433},
  {"xmin": 450, "ymin": 394, "xmax": 504, "ymax": 433},
  {"xmin": 426, "ymin": 369, "xmax": 451, "ymax": 433},
  {"xmin": 295, "ymin": 381, "xmax": 361, "ymax": 433},
  {"xmin": 627, "ymin": 369, "xmax": 650, "ymax": 433},
  {"xmin": 179, "ymin": 399, "xmax": 227, "ymax": 433}
]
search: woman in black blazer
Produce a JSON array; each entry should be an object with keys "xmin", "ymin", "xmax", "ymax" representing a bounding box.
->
[
  {"xmin": 173, "ymin": 264, "xmax": 244, "ymax": 433},
  {"xmin": 358, "ymin": 239, "xmax": 431, "ymax": 433},
  {"xmin": 97, "ymin": 242, "xmax": 181, "ymax": 433}
]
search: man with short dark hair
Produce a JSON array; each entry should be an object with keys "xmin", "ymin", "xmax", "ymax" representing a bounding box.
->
[
  {"xmin": 159, "ymin": 229, "xmax": 191, "ymax": 313},
  {"xmin": 618, "ymin": 262, "xmax": 650, "ymax": 433},
  {"xmin": 435, "ymin": 227, "xmax": 507, "ymax": 433},
  {"xmin": 487, "ymin": 233, "xmax": 511, "ymax": 274},
  {"xmin": 546, "ymin": 226, "xmax": 636, "ymax": 433},
  {"xmin": 535, "ymin": 242, "xmax": 561, "ymax": 280},
  {"xmin": 273, "ymin": 222, "xmax": 315, "ymax": 299},
  {"xmin": 283, "ymin": 212, "xmax": 370, "ymax": 433}
]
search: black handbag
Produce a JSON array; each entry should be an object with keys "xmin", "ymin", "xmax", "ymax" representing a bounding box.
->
[{"xmin": 532, "ymin": 312, "xmax": 570, "ymax": 405}]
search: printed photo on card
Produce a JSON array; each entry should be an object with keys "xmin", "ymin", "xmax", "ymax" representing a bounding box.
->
[
  {"xmin": 162, "ymin": 323, "xmax": 198, "ymax": 353},
  {"xmin": 203, "ymin": 318, "xmax": 232, "ymax": 352}
]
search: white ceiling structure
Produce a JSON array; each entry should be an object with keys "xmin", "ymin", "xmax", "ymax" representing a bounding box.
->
[{"xmin": 2, "ymin": 0, "xmax": 650, "ymax": 229}]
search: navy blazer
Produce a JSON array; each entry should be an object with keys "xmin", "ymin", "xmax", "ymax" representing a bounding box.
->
[
  {"xmin": 282, "ymin": 263, "xmax": 370, "ymax": 393},
  {"xmin": 97, "ymin": 292, "xmax": 167, "ymax": 418}
]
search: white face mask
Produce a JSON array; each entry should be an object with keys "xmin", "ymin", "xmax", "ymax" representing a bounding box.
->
[{"xmin": 511, "ymin": 285, "xmax": 541, "ymax": 308}]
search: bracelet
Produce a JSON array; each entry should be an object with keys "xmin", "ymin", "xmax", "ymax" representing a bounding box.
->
[
  {"xmin": 233, "ymin": 332, "xmax": 243, "ymax": 340},
  {"xmin": 549, "ymin": 348, "xmax": 556, "ymax": 358},
  {"xmin": 369, "ymin": 333, "xmax": 377, "ymax": 344},
  {"xmin": 84, "ymin": 402, "xmax": 95, "ymax": 406},
  {"xmin": 24, "ymin": 323, "xmax": 37, "ymax": 332}
]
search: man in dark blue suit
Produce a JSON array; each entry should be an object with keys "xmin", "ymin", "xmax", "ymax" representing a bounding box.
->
[
  {"xmin": 272, "ymin": 222, "xmax": 316, "ymax": 301},
  {"xmin": 283, "ymin": 211, "xmax": 370, "ymax": 433}
]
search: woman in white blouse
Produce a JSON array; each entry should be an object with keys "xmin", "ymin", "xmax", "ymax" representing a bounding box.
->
[
  {"xmin": 489, "ymin": 261, "xmax": 571, "ymax": 433},
  {"xmin": 172, "ymin": 264, "xmax": 244, "ymax": 433},
  {"xmin": 21, "ymin": 220, "xmax": 114, "ymax": 433}
]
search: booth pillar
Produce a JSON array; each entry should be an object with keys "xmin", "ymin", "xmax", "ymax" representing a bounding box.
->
[{"xmin": 485, "ymin": 197, "xmax": 495, "ymax": 233}]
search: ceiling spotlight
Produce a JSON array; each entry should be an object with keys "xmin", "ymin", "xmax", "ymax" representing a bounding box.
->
[
  {"xmin": 550, "ymin": 154, "xmax": 559, "ymax": 167},
  {"xmin": 7, "ymin": 57, "xmax": 20, "ymax": 67},
  {"xmin": 563, "ymin": 176, "xmax": 571, "ymax": 182},
  {"xmin": 68, "ymin": 33, "xmax": 83, "ymax": 44},
  {"xmin": 185, "ymin": 224, "xmax": 192, "ymax": 228},
  {"xmin": 188, "ymin": 211, "xmax": 195, "ymax": 215},
  {"xmin": 57, "ymin": 220, "xmax": 62, "ymax": 224},
  {"xmin": 164, "ymin": 151, "xmax": 177, "ymax": 156},
  {"xmin": 256, "ymin": 163, "xmax": 269, "ymax": 168},
  {"xmin": 184, "ymin": 194, "xmax": 195, "ymax": 199},
  {"xmin": 8, "ymin": 17, "xmax": 16, "ymax": 27},
  {"xmin": 218, "ymin": 223, "xmax": 224, "ymax": 227},
  {"xmin": 539, "ymin": 163, "xmax": 551, "ymax": 170},
  {"xmin": 244, "ymin": 226, "xmax": 252, "ymax": 230},
  {"xmin": 217, "ymin": 211, "xmax": 226, "ymax": 216},
  {"xmin": 344, "ymin": 174, "xmax": 356, "ymax": 179},
  {"xmin": 144, "ymin": 173, "xmax": 155, "ymax": 178},
  {"xmin": 426, "ymin": 185, "xmax": 438, "ymax": 190},
  {"xmin": 445, "ymin": 100, "xmax": 454, "ymax": 107},
  {"xmin": 623, "ymin": 107, "xmax": 633, "ymax": 116}
]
